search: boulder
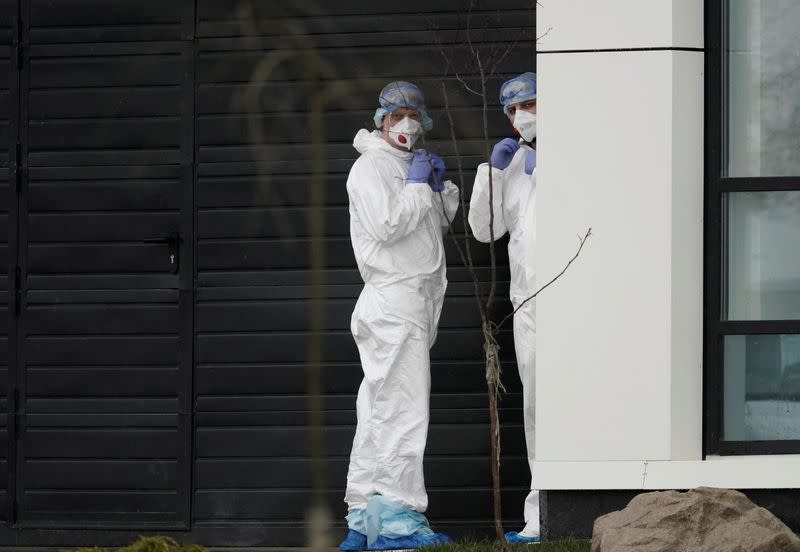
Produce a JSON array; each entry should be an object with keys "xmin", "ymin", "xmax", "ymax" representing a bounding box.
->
[{"xmin": 591, "ymin": 487, "xmax": 800, "ymax": 552}]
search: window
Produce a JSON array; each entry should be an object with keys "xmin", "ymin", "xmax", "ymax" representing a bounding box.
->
[{"xmin": 706, "ymin": 1, "xmax": 800, "ymax": 455}]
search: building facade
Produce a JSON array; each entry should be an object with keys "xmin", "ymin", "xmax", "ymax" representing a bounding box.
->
[
  {"xmin": 2, "ymin": 0, "xmax": 794, "ymax": 548},
  {"xmin": 535, "ymin": 0, "xmax": 800, "ymax": 538}
]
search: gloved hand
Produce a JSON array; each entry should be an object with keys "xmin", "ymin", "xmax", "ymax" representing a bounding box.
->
[
  {"xmin": 407, "ymin": 151, "xmax": 434, "ymax": 183},
  {"xmin": 524, "ymin": 149, "xmax": 536, "ymax": 175},
  {"xmin": 428, "ymin": 153, "xmax": 446, "ymax": 192},
  {"xmin": 490, "ymin": 138, "xmax": 520, "ymax": 170}
]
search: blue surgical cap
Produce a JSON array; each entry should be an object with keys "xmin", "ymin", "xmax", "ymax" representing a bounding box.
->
[
  {"xmin": 499, "ymin": 72, "xmax": 537, "ymax": 114},
  {"xmin": 373, "ymin": 81, "xmax": 433, "ymax": 132}
]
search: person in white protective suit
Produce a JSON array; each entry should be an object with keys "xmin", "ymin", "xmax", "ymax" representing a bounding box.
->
[
  {"xmin": 339, "ymin": 81, "xmax": 460, "ymax": 552},
  {"xmin": 467, "ymin": 72, "xmax": 540, "ymax": 545}
]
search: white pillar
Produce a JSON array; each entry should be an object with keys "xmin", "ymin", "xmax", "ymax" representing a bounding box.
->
[{"xmin": 533, "ymin": 0, "xmax": 704, "ymax": 480}]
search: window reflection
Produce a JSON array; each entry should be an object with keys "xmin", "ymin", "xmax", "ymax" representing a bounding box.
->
[
  {"xmin": 726, "ymin": 192, "xmax": 800, "ymax": 320},
  {"xmin": 724, "ymin": 334, "xmax": 800, "ymax": 441},
  {"xmin": 727, "ymin": 0, "xmax": 800, "ymax": 177}
]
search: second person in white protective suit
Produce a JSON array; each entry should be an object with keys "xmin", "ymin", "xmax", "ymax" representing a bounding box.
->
[
  {"xmin": 468, "ymin": 72, "xmax": 540, "ymax": 544},
  {"xmin": 339, "ymin": 81, "xmax": 460, "ymax": 552}
]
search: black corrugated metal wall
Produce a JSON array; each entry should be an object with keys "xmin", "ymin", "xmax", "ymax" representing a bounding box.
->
[
  {"xmin": 0, "ymin": 0, "xmax": 12, "ymax": 526},
  {"xmin": 18, "ymin": 1, "xmax": 194, "ymax": 530},
  {"xmin": 0, "ymin": 0, "xmax": 535, "ymax": 547}
]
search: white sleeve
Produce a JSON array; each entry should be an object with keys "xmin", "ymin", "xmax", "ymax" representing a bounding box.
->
[
  {"xmin": 346, "ymin": 155, "xmax": 434, "ymax": 244},
  {"xmin": 468, "ymin": 163, "xmax": 508, "ymax": 243},
  {"xmin": 436, "ymin": 181, "xmax": 460, "ymax": 228}
]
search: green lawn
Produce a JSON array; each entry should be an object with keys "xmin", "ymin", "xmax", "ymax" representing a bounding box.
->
[
  {"xmin": 71, "ymin": 535, "xmax": 592, "ymax": 552},
  {"xmin": 426, "ymin": 539, "xmax": 591, "ymax": 552}
]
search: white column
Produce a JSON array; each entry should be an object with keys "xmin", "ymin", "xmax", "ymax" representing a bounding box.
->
[{"xmin": 533, "ymin": 0, "xmax": 704, "ymax": 480}]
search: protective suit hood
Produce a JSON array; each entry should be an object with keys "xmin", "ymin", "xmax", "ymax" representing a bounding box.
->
[{"xmin": 353, "ymin": 129, "xmax": 414, "ymax": 160}]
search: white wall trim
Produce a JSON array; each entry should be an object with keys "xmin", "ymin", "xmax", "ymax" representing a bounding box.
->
[{"xmin": 532, "ymin": 456, "xmax": 800, "ymax": 490}]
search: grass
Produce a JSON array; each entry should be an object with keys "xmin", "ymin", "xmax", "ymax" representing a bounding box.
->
[
  {"xmin": 71, "ymin": 535, "xmax": 208, "ymax": 552},
  {"xmin": 69, "ymin": 535, "xmax": 591, "ymax": 552},
  {"xmin": 426, "ymin": 539, "xmax": 591, "ymax": 552}
]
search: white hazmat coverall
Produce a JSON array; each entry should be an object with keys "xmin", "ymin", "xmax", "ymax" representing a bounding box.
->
[
  {"xmin": 344, "ymin": 129, "xmax": 460, "ymax": 513},
  {"xmin": 467, "ymin": 142, "xmax": 539, "ymax": 535}
]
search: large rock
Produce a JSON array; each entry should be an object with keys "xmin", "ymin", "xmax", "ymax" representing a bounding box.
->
[{"xmin": 591, "ymin": 487, "xmax": 800, "ymax": 552}]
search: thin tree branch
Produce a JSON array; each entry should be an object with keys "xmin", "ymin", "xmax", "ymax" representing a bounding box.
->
[
  {"xmin": 498, "ymin": 228, "xmax": 592, "ymax": 328},
  {"xmin": 488, "ymin": 40, "xmax": 519, "ymax": 76},
  {"xmin": 464, "ymin": 1, "xmax": 477, "ymax": 59},
  {"xmin": 537, "ymin": 26, "xmax": 554, "ymax": 42},
  {"xmin": 478, "ymin": 55, "xmax": 498, "ymax": 317},
  {"xmin": 440, "ymin": 80, "xmax": 486, "ymax": 318},
  {"xmin": 455, "ymin": 73, "xmax": 484, "ymax": 97}
]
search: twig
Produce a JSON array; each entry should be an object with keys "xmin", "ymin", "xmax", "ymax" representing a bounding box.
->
[
  {"xmin": 440, "ymin": 81, "xmax": 486, "ymax": 316},
  {"xmin": 478, "ymin": 55, "xmax": 498, "ymax": 317},
  {"xmin": 498, "ymin": 228, "xmax": 592, "ymax": 328},
  {"xmin": 464, "ymin": 2, "xmax": 477, "ymax": 59},
  {"xmin": 488, "ymin": 40, "xmax": 520, "ymax": 76},
  {"xmin": 439, "ymin": 50, "xmax": 453, "ymax": 78},
  {"xmin": 454, "ymin": 73, "xmax": 483, "ymax": 97},
  {"xmin": 537, "ymin": 26, "xmax": 554, "ymax": 42}
]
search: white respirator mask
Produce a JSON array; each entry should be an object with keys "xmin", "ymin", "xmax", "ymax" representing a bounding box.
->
[
  {"xmin": 513, "ymin": 109, "xmax": 537, "ymax": 142},
  {"xmin": 387, "ymin": 116, "xmax": 422, "ymax": 150}
]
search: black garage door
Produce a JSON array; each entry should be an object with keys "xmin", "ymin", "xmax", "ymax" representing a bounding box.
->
[{"xmin": 1, "ymin": 0, "xmax": 535, "ymax": 547}]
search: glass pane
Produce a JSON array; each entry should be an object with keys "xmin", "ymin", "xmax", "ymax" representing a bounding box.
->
[
  {"xmin": 726, "ymin": 1, "xmax": 800, "ymax": 177},
  {"xmin": 725, "ymin": 192, "xmax": 800, "ymax": 320},
  {"xmin": 724, "ymin": 334, "xmax": 800, "ymax": 441}
]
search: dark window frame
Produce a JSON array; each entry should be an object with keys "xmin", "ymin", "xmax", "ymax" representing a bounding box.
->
[{"xmin": 704, "ymin": 0, "xmax": 800, "ymax": 456}]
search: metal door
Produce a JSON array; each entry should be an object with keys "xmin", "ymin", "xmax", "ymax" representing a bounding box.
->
[{"xmin": 13, "ymin": 0, "xmax": 194, "ymax": 528}]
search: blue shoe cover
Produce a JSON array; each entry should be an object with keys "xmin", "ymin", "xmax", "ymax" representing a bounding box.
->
[
  {"xmin": 370, "ymin": 532, "xmax": 452, "ymax": 550},
  {"xmin": 505, "ymin": 531, "xmax": 540, "ymax": 544},
  {"xmin": 340, "ymin": 529, "xmax": 368, "ymax": 551}
]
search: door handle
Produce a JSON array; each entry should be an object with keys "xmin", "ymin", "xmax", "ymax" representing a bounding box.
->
[{"xmin": 144, "ymin": 234, "xmax": 182, "ymax": 273}]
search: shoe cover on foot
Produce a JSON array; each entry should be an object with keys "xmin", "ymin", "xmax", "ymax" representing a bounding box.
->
[
  {"xmin": 370, "ymin": 532, "xmax": 452, "ymax": 550},
  {"xmin": 340, "ymin": 529, "xmax": 368, "ymax": 551},
  {"xmin": 505, "ymin": 530, "xmax": 540, "ymax": 544},
  {"xmin": 365, "ymin": 495, "xmax": 433, "ymax": 545}
]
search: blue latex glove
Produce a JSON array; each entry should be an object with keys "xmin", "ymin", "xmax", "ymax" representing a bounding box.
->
[
  {"xmin": 490, "ymin": 138, "xmax": 520, "ymax": 170},
  {"xmin": 524, "ymin": 149, "xmax": 537, "ymax": 175},
  {"xmin": 407, "ymin": 151, "xmax": 434, "ymax": 183},
  {"xmin": 428, "ymin": 153, "xmax": 446, "ymax": 192}
]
